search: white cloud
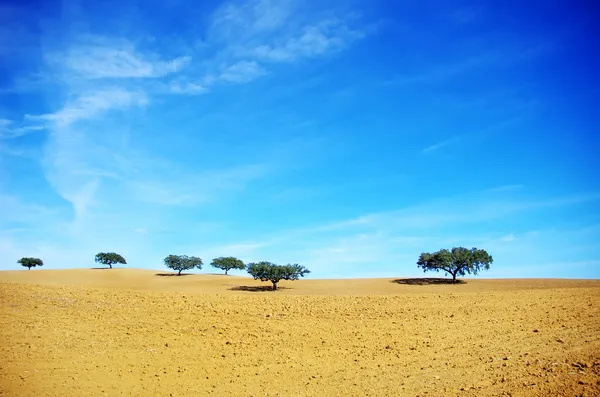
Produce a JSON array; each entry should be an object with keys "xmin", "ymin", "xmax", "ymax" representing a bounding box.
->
[
  {"xmin": 0, "ymin": 194, "xmax": 58, "ymax": 227},
  {"xmin": 252, "ymin": 20, "xmax": 364, "ymax": 62},
  {"xmin": 386, "ymin": 41, "xmax": 553, "ymax": 87},
  {"xmin": 0, "ymin": 1, "xmax": 374, "ymax": 273},
  {"xmin": 421, "ymin": 118, "xmax": 521, "ymax": 154},
  {"xmin": 202, "ymin": 194, "xmax": 600, "ymax": 277},
  {"xmin": 169, "ymin": 81, "xmax": 209, "ymax": 95},
  {"xmin": 208, "ymin": 0, "xmax": 367, "ymax": 80},
  {"xmin": 129, "ymin": 163, "xmax": 269, "ymax": 206},
  {"xmin": 218, "ymin": 60, "xmax": 267, "ymax": 83},
  {"xmin": 0, "ymin": 121, "xmax": 46, "ymax": 139},
  {"xmin": 30, "ymin": 89, "xmax": 147, "ymax": 127},
  {"xmin": 422, "ymin": 135, "xmax": 464, "ymax": 153},
  {"xmin": 500, "ymin": 233, "xmax": 516, "ymax": 242},
  {"xmin": 60, "ymin": 39, "xmax": 191, "ymax": 79},
  {"xmin": 210, "ymin": 0, "xmax": 295, "ymax": 39}
]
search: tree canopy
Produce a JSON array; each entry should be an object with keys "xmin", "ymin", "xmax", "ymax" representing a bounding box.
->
[
  {"xmin": 164, "ymin": 255, "xmax": 203, "ymax": 275},
  {"xmin": 246, "ymin": 261, "xmax": 310, "ymax": 290},
  {"xmin": 210, "ymin": 257, "xmax": 245, "ymax": 275},
  {"xmin": 18, "ymin": 257, "xmax": 44, "ymax": 270},
  {"xmin": 95, "ymin": 252, "xmax": 127, "ymax": 269},
  {"xmin": 417, "ymin": 247, "xmax": 493, "ymax": 283}
]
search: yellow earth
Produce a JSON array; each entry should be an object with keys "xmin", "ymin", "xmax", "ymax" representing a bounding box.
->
[{"xmin": 1, "ymin": 268, "xmax": 599, "ymax": 396}]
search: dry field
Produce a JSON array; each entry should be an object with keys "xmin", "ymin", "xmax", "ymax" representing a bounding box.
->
[{"xmin": 0, "ymin": 269, "xmax": 599, "ymax": 396}]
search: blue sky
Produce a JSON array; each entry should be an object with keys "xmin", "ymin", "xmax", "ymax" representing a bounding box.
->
[{"xmin": 1, "ymin": 0, "xmax": 598, "ymax": 278}]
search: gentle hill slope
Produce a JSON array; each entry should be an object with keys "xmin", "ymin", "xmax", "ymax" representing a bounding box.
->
[{"xmin": 0, "ymin": 268, "xmax": 598, "ymax": 295}]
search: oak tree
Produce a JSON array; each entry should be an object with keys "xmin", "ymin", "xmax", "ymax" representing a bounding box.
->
[
  {"xmin": 18, "ymin": 257, "xmax": 44, "ymax": 270},
  {"xmin": 246, "ymin": 261, "xmax": 310, "ymax": 290},
  {"xmin": 417, "ymin": 247, "xmax": 492, "ymax": 283},
  {"xmin": 210, "ymin": 257, "xmax": 245, "ymax": 275},
  {"xmin": 95, "ymin": 252, "xmax": 127, "ymax": 269},
  {"xmin": 164, "ymin": 255, "xmax": 203, "ymax": 275}
]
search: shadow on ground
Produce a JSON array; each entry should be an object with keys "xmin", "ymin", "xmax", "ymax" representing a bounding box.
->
[
  {"xmin": 154, "ymin": 273, "xmax": 193, "ymax": 277},
  {"xmin": 91, "ymin": 267, "xmax": 112, "ymax": 270},
  {"xmin": 392, "ymin": 278, "xmax": 466, "ymax": 285},
  {"xmin": 229, "ymin": 285, "xmax": 289, "ymax": 292}
]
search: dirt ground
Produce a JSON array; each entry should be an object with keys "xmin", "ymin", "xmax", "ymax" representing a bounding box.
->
[{"xmin": 0, "ymin": 269, "xmax": 599, "ymax": 396}]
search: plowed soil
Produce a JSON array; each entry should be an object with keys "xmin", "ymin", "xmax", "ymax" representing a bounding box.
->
[{"xmin": 1, "ymin": 269, "xmax": 599, "ymax": 396}]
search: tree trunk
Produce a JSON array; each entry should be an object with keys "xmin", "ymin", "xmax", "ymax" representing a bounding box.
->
[
  {"xmin": 225, "ymin": 269, "xmax": 228, "ymax": 275},
  {"xmin": 109, "ymin": 264, "xmax": 112, "ymax": 269},
  {"xmin": 178, "ymin": 269, "xmax": 182, "ymax": 276},
  {"xmin": 452, "ymin": 273, "xmax": 457, "ymax": 283},
  {"xmin": 272, "ymin": 281, "xmax": 278, "ymax": 291}
]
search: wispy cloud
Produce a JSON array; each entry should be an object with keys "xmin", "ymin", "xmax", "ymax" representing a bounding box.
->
[
  {"xmin": 385, "ymin": 41, "xmax": 553, "ymax": 87},
  {"xmin": 30, "ymin": 89, "xmax": 148, "ymax": 127},
  {"xmin": 169, "ymin": 80, "xmax": 209, "ymax": 95},
  {"xmin": 0, "ymin": 194, "xmax": 60, "ymax": 227},
  {"xmin": 422, "ymin": 135, "xmax": 465, "ymax": 153},
  {"xmin": 19, "ymin": 0, "xmax": 365, "ymax": 231},
  {"xmin": 178, "ymin": 0, "xmax": 369, "ymax": 87},
  {"xmin": 15, "ymin": 0, "xmax": 369, "ymax": 225},
  {"xmin": 251, "ymin": 19, "xmax": 365, "ymax": 62},
  {"xmin": 421, "ymin": 117, "xmax": 522, "ymax": 154},
  {"xmin": 218, "ymin": 60, "xmax": 267, "ymax": 83},
  {"xmin": 55, "ymin": 37, "xmax": 191, "ymax": 79},
  {"xmin": 210, "ymin": 0, "xmax": 295, "ymax": 38},
  {"xmin": 0, "ymin": 119, "xmax": 46, "ymax": 139},
  {"xmin": 188, "ymin": 189, "xmax": 600, "ymax": 277},
  {"xmin": 128, "ymin": 163, "xmax": 269, "ymax": 206}
]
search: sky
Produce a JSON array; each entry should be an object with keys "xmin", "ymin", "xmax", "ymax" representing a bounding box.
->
[{"xmin": 0, "ymin": 0, "xmax": 599, "ymax": 278}]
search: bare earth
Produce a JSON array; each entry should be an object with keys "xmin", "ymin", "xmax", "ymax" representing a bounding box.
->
[{"xmin": 0, "ymin": 269, "xmax": 599, "ymax": 396}]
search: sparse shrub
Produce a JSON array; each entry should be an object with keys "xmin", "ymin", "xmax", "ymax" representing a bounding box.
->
[
  {"xmin": 417, "ymin": 247, "xmax": 492, "ymax": 283},
  {"xmin": 95, "ymin": 252, "xmax": 127, "ymax": 269},
  {"xmin": 210, "ymin": 257, "xmax": 245, "ymax": 275},
  {"xmin": 18, "ymin": 257, "xmax": 43, "ymax": 270},
  {"xmin": 164, "ymin": 255, "xmax": 203, "ymax": 275},
  {"xmin": 246, "ymin": 261, "xmax": 310, "ymax": 291}
]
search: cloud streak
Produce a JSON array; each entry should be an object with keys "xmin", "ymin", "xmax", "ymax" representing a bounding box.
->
[
  {"xmin": 56, "ymin": 38, "xmax": 191, "ymax": 79},
  {"xmin": 218, "ymin": 60, "xmax": 267, "ymax": 83},
  {"xmin": 30, "ymin": 89, "xmax": 148, "ymax": 127},
  {"xmin": 251, "ymin": 19, "xmax": 365, "ymax": 62},
  {"xmin": 181, "ymin": 188, "xmax": 600, "ymax": 277},
  {"xmin": 0, "ymin": 119, "xmax": 46, "ymax": 139},
  {"xmin": 176, "ymin": 0, "xmax": 368, "ymax": 88}
]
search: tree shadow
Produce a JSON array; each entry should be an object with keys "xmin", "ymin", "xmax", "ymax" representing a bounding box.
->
[
  {"xmin": 229, "ymin": 285, "xmax": 290, "ymax": 292},
  {"xmin": 392, "ymin": 278, "xmax": 466, "ymax": 285},
  {"xmin": 91, "ymin": 267, "xmax": 112, "ymax": 270},
  {"xmin": 155, "ymin": 273, "xmax": 193, "ymax": 277}
]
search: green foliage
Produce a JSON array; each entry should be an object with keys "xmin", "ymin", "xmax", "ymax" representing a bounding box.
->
[
  {"xmin": 95, "ymin": 252, "xmax": 127, "ymax": 269},
  {"xmin": 246, "ymin": 261, "xmax": 310, "ymax": 290},
  {"xmin": 210, "ymin": 257, "xmax": 245, "ymax": 275},
  {"xmin": 417, "ymin": 247, "xmax": 493, "ymax": 282},
  {"xmin": 18, "ymin": 257, "xmax": 44, "ymax": 270},
  {"xmin": 164, "ymin": 255, "xmax": 203, "ymax": 275}
]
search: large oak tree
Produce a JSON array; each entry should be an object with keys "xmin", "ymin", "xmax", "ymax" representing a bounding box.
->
[
  {"xmin": 417, "ymin": 247, "xmax": 492, "ymax": 283},
  {"xmin": 246, "ymin": 262, "xmax": 310, "ymax": 291},
  {"xmin": 164, "ymin": 255, "xmax": 203, "ymax": 275},
  {"xmin": 95, "ymin": 252, "xmax": 127, "ymax": 269}
]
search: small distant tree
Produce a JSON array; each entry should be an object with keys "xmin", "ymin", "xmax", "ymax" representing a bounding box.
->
[
  {"xmin": 18, "ymin": 257, "xmax": 44, "ymax": 270},
  {"xmin": 95, "ymin": 252, "xmax": 127, "ymax": 269},
  {"xmin": 246, "ymin": 261, "xmax": 310, "ymax": 291},
  {"xmin": 417, "ymin": 247, "xmax": 493, "ymax": 283},
  {"xmin": 210, "ymin": 257, "xmax": 245, "ymax": 275},
  {"xmin": 164, "ymin": 255, "xmax": 203, "ymax": 275}
]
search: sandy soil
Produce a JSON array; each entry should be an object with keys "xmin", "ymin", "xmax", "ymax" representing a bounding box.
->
[{"xmin": 0, "ymin": 268, "xmax": 599, "ymax": 396}]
